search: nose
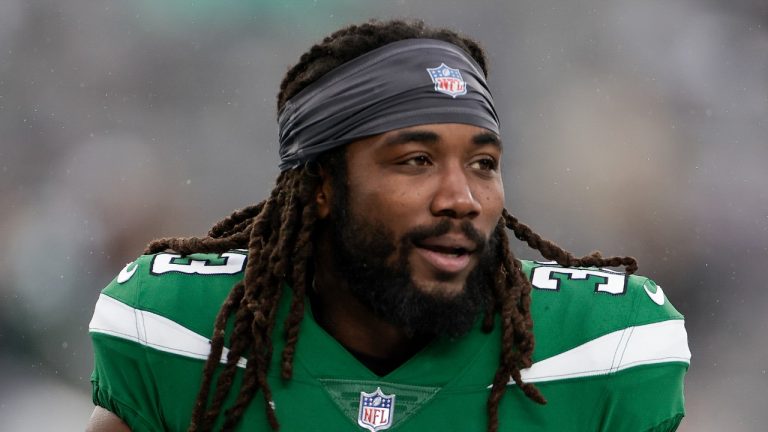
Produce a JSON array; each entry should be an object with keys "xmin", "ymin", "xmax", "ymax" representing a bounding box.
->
[{"xmin": 429, "ymin": 163, "xmax": 482, "ymax": 219}]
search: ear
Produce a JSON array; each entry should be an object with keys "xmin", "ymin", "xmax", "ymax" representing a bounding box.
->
[{"xmin": 315, "ymin": 166, "xmax": 333, "ymax": 219}]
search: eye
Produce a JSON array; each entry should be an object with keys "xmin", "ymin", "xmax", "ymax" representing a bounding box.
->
[
  {"xmin": 400, "ymin": 154, "xmax": 432, "ymax": 166},
  {"xmin": 469, "ymin": 157, "xmax": 498, "ymax": 172}
]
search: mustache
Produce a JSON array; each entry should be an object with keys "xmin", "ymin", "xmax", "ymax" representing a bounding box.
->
[{"xmin": 400, "ymin": 218, "xmax": 488, "ymax": 254}]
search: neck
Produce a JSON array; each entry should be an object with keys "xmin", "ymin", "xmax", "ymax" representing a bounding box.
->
[{"xmin": 311, "ymin": 257, "xmax": 431, "ymax": 376}]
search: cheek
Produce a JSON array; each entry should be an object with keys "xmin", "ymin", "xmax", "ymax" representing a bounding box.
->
[
  {"xmin": 476, "ymin": 180, "xmax": 505, "ymax": 219},
  {"xmin": 349, "ymin": 171, "xmax": 427, "ymax": 214},
  {"xmin": 480, "ymin": 179, "xmax": 504, "ymax": 203},
  {"xmin": 352, "ymin": 184, "xmax": 425, "ymax": 228}
]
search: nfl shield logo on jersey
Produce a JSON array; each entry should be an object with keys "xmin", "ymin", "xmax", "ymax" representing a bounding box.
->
[
  {"xmin": 357, "ymin": 387, "xmax": 395, "ymax": 432},
  {"xmin": 426, "ymin": 63, "xmax": 467, "ymax": 98}
]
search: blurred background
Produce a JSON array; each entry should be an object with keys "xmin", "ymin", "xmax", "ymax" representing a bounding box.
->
[{"xmin": 1, "ymin": 0, "xmax": 766, "ymax": 430}]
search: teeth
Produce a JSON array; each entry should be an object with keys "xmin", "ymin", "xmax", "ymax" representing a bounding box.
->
[{"xmin": 421, "ymin": 245, "xmax": 468, "ymax": 256}]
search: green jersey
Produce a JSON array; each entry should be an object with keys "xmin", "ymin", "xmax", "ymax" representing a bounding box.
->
[{"xmin": 90, "ymin": 252, "xmax": 689, "ymax": 431}]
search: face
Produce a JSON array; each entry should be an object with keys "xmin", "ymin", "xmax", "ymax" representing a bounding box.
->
[{"xmin": 319, "ymin": 123, "xmax": 506, "ymax": 336}]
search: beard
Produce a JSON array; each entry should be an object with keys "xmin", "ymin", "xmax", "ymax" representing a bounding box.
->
[{"xmin": 328, "ymin": 192, "xmax": 499, "ymax": 339}]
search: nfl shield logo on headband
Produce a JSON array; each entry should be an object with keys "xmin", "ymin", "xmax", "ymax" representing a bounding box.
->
[{"xmin": 426, "ymin": 63, "xmax": 467, "ymax": 98}]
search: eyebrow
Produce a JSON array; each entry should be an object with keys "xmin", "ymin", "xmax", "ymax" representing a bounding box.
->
[
  {"xmin": 382, "ymin": 130, "xmax": 439, "ymax": 147},
  {"xmin": 382, "ymin": 130, "xmax": 503, "ymax": 149},
  {"xmin": 473, "ymin": 132, "xmax": 503, "ymax": 149}
]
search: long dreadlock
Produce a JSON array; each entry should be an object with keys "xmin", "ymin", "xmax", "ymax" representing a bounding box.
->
[{"xmin": 145, "ymin": 19, "xmax": 638, "ymax": 432}]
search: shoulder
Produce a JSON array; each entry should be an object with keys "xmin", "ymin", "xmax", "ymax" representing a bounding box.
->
[
  {"xmin": 520, "ymin": 259, "xmax": 683, "ymax": 323},
  {"xmin": 519, "ymin": 260, "xmax": 688, "ymax": 364},
  {"xmin": 89, "ymin": 251, "xmax": 248, "ymax": 430},
  {"xmin": 514, "ymin": 261, "xmax": 690, "ymax": 430},
  {"xmin": 91, "ymin": 250, "xmax": 247, "ymax": 342}
]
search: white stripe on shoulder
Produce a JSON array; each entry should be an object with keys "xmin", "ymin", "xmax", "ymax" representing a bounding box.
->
[
  {"xmin": 89, "ymin": 294, "xmax": 247, "ymax": 368},
  {"xmin": 506, "ymin": 320, "xmax": 690, "ymax": 386}
]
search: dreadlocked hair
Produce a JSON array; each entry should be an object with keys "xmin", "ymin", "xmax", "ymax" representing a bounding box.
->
[
  {"xmin": 276, "ymin": 19, "xmax": 489, "ymax": 112},
  {"xmin": 145, "ymin": 163, "xmax": 326, "ymax": 432},
  {"xmin": 482, "ymin": 209, "xmax": 638, "ymax": 431},
  {"xmin": 144, "ymin": 18, "xmax": 639, "ymax": 432}
]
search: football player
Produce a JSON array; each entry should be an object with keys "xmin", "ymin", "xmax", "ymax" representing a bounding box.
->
[{"xmin": 87, "ymin": 19, "xmax": 689, "ymax": 432}]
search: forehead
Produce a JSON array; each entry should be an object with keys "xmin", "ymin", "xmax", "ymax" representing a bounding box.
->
[
  {"xmin": 382, "ymin": 125, "xmax": 501, "ymax": 148},
  {"xmin": 349, "ymin": 123, "xmax": 502, "ymax": 156}
]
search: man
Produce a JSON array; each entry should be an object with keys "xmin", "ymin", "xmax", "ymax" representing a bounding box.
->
[{"xmin": 87, "ymin": 19, "xmax": 690, "ymax": 431}]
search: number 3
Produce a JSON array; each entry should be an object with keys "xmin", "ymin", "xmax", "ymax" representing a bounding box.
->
[
  {"xmin": 531, "ymin": 265, "xmax": 628, "ymax": 295},
  {"xmin": 150, "ymin": 252, "xmax": 247, "ymax": 275}
]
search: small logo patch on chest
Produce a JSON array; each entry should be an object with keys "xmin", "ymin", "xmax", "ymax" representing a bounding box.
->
[{"xmin": 358, "ymin": 387, "xmax": 395, "ymax": 432}]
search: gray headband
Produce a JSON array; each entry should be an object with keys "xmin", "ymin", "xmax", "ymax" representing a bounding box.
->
[{"xmin": 277, "ymin": 38, "xmax": 499, "ymax": 171}]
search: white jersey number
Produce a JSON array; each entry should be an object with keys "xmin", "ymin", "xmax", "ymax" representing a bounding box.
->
[
  {"xmin": 150, "ymin": 252, "xmax": 247, "ymax": 275},
  {"xmin": 530, "ymin": 266, "xmax": 627, "ymax": 295}
]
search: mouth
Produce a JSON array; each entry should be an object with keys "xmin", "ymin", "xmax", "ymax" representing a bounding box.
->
[{"xmin": 413, "ymin": 237, "xmax": 477, "ymax": 274}]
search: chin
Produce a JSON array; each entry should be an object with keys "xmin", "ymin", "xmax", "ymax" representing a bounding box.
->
[{"xmin": 411, "ymin": 277, "xmax": 467, "ymax": 299}]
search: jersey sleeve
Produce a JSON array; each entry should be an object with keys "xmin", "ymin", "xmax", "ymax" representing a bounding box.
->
[
  {"xmin": 89, "ymin": 251, "xmax": 248, "ymax": 430},
  {"xmin": 89, "ymin": 255, "xmax": 166, "ymax": 430},
  {"xmin": 597, "ymin": 273, "xmax": 689, "ymax": 431},
  {"xmin": 520, "ymin": 261, "xmax": 690, "ymax": 431}
]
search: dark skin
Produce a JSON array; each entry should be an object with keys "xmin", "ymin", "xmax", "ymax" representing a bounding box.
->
[
  {"xmin": 313, "ymin": 123, "xmax": 505, "ymax": 368},
  {"xmin": 85, "ymin": 123, "xmax": 505, "ymax": 430},
  {"xmin": 86, "ymin": 406, "xmax": 130, "ymax": 432}
]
